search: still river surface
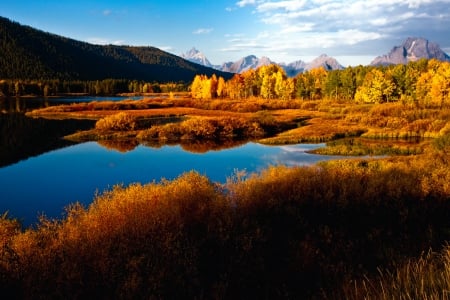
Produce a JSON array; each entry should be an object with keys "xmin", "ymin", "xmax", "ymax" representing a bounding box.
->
[
  {"xmin": 0, "ymin": 142, "xmax": 345, "ymax": 226},
  {"xmin": 0, "ymin": 96, "xmax": 345, "ymax": 226}
]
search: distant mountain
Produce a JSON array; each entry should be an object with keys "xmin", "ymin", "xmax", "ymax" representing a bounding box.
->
[
  {"xmin": 371, "ymin": 37, "xmax": 450, "ymax": 66},
  {"xmin": 0, "ymin": 17, "xmax": 232, "ymax": 82},
  {"xmin": 183, "ymin": 48, "xmax": 344, "ymax": 76},
  {"xmin": 181, "ymin": 48, "xmax": 214, "ymax": 68},
  {"xmin": 280, "ymin": 60, "xmax": 307, "ymax": 77},
  {"xmin": 305, "ymin": 54, "xmax": 344, "ymax": 71},
  {"xmin": 220, "ymin": 55, "xmax": 274, "ymax": 73},
  {"xmin": 279, "ymin": 54, "xmax": 344, "ymax": 77}
]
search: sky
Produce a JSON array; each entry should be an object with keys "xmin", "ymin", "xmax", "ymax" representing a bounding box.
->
[{"xmin": 2, "ymin": 0, "xmax": 450, "ymax": 67}]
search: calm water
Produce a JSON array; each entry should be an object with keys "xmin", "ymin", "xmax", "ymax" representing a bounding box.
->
[{"xmin": 0, "ymin": 141, "xmax": 343, "ymax": 226}]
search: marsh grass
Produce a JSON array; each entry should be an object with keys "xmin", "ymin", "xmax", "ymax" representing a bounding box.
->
[
  {"xmin": 311, "ymin": 138, "xmax": 428, "ymax": 156},
  {"xmin": 342, "ymin": 248, "xmax": 450, "ymax": 300}
]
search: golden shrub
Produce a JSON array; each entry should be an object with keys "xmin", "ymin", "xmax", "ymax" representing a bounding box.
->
[{"xmin": 95, "ymin": 112, "xmax": 137, "ymax": 131}]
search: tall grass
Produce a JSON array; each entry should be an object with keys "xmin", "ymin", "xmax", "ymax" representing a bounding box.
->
[{"xmin": 342, "ymin": 248, "xmax": 450, "ymax": 300}]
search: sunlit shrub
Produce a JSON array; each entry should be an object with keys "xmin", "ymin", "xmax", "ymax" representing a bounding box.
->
[
  {"xmin": 95, "ymin": 112, "xmax": 137, "ymax": 131},
  {"xmin": 180, "ymin": 117, "xmax": 217, "ymax": 139}
]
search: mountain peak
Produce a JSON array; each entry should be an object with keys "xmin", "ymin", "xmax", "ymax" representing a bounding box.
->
[
  {"xmin": 305, "ymin": 54, "xmax": 344, "ymax": 71},
  {"xmin": 371, "ymin": 37, "xmax": 450, "ymax": 66},
  {"xmin": 181, "ymin": 47, "xmax": 213, "ymax": 68}
]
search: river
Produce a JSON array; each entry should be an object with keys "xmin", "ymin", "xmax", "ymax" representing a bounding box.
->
[{"xmin": 0, "ymin": 96, "xmax": 346, "ymax": 226}]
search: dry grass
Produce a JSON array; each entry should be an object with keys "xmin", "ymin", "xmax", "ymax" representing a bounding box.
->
[{"xmin": 259, "ymin": 117, "xmax": 367, "ymax": 144}]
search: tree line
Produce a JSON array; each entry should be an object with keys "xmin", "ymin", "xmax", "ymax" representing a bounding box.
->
[
  {"xmin": 191, "ymin": 58, "xmax": 450, "ymax": 107},
  {"xmin": 0, "ymin": 79, "xmax": 188, "ymax": 97}
]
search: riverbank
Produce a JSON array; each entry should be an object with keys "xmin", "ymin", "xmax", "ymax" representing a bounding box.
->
[{"xmin": 26, "ymin": 97, "xmax": 450, "ymax": 156}]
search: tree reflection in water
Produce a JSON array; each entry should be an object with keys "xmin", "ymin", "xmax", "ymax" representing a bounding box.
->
[{"xmin": 0, "ymin": 113, "xmax": 95, "ymax": 167}]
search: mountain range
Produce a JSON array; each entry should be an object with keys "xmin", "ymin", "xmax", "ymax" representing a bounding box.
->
[
  {"xmin": 0, "ymin": 16, "xmax": 232, "ymax": 82},
  {"xmin": 182, "ymin": 37, "xmax": 450, "ymax": 76},
  {"xmin": 181, "ymin": 48, "xmax": 344, "ymax": 76}
]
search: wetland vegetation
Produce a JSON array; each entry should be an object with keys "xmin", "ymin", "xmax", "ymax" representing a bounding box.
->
[{"xmin": 2, "ymin": 59, "xmax": 450, "ymax": 298}]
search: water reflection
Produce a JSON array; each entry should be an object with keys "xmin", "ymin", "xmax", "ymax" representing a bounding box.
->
[
  {"xmin": 0, "ymin": 141, "xmax": 340, "ymax": 226},
  {"xmin": 0, "ymin": 113, "xmax": 95, "ymax": 167},
  {"xmin": 97, "ymin": 139, "xmax": 140, "ymax": 153}
]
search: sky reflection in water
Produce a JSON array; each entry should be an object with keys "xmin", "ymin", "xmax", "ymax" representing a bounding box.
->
[{"xmin": 0, "ymin": 141, "xmax": 342, "ymax": 226}]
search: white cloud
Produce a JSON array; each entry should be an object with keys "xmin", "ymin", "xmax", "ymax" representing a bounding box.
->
[
  {"xmin": 193, "ymin": 28, "xmax": 214, "ymax": 34},
  {"xmin": 103, "ymin": 9, "xmax": 112, "ymax": 16},
  {"xmin": 222, "ymin": 0, "xmax": 450, "ymax": 63},
  {"xmin": 236, "ymin": 0, "xmax": 450, "ymax": 46},
  {"xmin": 158, "ymin": 46, "xmax": 174, "ymax": 52},
  {"xmin": 280, "ymin": 23, "xmax": 314, "ymax": 33},
  {"xmin": 86, "ymin": 38, "xmax": 125, "ymax": 45},
  {"xmin": 236, "ymin": 0, "xmax": 256, "ymax": 7},
  {"xmin": 257, "ymin": 0, "xmax": 307, "ymax": 12}
]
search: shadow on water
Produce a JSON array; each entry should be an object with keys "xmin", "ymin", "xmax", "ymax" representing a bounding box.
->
[{"xmin": 0, "ymin": 113, "xmax": 95, "ymax": 167}]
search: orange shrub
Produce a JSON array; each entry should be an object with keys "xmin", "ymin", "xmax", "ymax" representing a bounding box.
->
[{"xmin": 95, "ymin": 112, "xmax": 137, "ymax": 131}]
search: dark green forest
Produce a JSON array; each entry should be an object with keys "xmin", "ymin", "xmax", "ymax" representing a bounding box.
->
[{"xmin": 0, "ymin": 17, "xmax": 232, "ymax": 83}]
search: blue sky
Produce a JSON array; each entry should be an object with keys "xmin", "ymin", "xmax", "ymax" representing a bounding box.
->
[{"xmin": 2, "ymin": 0, "xmax": 450, "ymax": 66}]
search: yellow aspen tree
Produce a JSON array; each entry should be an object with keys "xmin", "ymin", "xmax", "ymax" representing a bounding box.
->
[
  {"xmin": 415, "ymin": 71, "xmax": 433, "ymax": 107},
  {"xmin": 283, "ymin": 77, "xmax": 295, "ymax": 100},
  {"xmin": 309, "ymin": 67, "xmax": 327, "ymax": 99},
  {"xmin": 261, "ymin": 73, "xmax": 276, "ymax": 99},
  {"xmin": 429, "ymin": 62, "xmax": 450, "ymax": 108},
  {"xmin": 191, "ymin": 75, "xmax": 203, "ymax": 99},
  {"xmin": 217, "ymin": 76, "xmax": 226, "ymax": 98},
  {"xmin": 354, "ymin": 69, "xmax": 395, "ymax": 103},
  {"xmin": 210, "ymin": 74, "xmax": 218, "ymax": 98},
  {"xmin": 274, "ymin": 70, "xmax": 286, "ymax": 99},
  {"xmin": 201, "ymin": 77, "xmax": 212, "ymax": 99}
]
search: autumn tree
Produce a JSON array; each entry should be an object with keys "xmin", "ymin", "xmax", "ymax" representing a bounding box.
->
[
  {"xmin": 429, "ymin": 62, "xmax": 450, "ymax": 107},
  {"xmin": 309, "ymin": 67, "xmax": 328, "ymax": 99},
  {"xmin": 227, "ymin": 74, "xmax": 245, "ymax": 100},
  {"xmin": 417, "ymin": 61, "xmax": 450, "ymax": 107},
  {"xmin": 216, "ymin": 76, "xmax": 226, "ymax": 98},
  {"xmin": 354, "ymin": 69, "xmax": 396, "ymax": 103},
  {"xmin": 191, "ymin": 74, "xmax": 205, "ymax": 99}
]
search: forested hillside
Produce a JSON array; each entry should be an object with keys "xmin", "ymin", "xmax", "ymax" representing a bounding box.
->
[{"xmin": 0, "ymin": 17, "xmax": 232, "ymax": 82}]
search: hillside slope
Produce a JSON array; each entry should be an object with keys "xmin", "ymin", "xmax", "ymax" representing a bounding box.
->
[{"xmin": 0, "ymin": 17, "xmax": 232, "ymax": 82}]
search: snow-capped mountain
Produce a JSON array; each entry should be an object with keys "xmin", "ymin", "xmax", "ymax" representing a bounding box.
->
[
  {"xmin": 215, "ymin": 54, "xmax": 344, "ymax": 76},
  {"xmin": 180, "ymin": 48, "xmax": 344, "ymax": 76},
  {"xmin": 220, "ymin": 55, "xmax": 274, "ymax": 73},
  {"xmin": 371, "ymin": 37, "xmax": 450, "ymax": 66},
  {"xmin": 182, "ymin": 38, "xmax": 450, "ymax": 75},
  {"xmin": 181, "ymin": 47, "xmax": 214, "ymax": 68}
]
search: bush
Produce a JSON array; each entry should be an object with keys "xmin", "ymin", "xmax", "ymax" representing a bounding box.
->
[{"xmin": 95, "ymin": 112, "xmax": 137, "ymax": 131}]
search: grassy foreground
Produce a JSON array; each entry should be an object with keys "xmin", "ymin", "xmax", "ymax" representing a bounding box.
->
[{"xmin": 1, "ymin": 149, "xmax": 450, "ymax": 298}]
